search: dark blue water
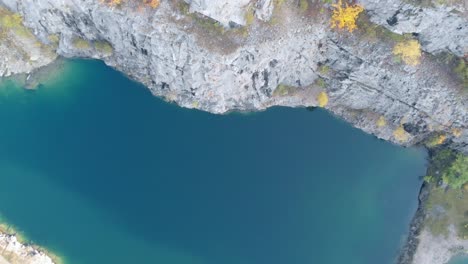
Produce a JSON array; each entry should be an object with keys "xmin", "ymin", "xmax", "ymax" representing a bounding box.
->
[{"xmin": 0, "ymin": 60, "xmax": 427, "ymax": 264}]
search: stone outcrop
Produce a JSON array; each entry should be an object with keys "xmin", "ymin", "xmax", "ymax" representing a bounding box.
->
[
  {"xmin": 0, "ymin": 234, "xmax": 55, "ymax": 264},
  {"xmin": 0, "ymin": 0, "xmax": 466, "ymax": 154},
  {"xmin": 0, "ymin": 6, "xmax": 56, "ymax": 77},
  {"xmin": 1, "ymin": 0, "xmax": 465, "ymax": 154}
]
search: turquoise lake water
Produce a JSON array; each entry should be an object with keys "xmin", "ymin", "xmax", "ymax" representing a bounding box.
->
[
  {"xmin": 0, "ymin": 60, "xmax": 427, "ymax": 264},
  {"xmin": 449, "ymin": 255, "xmax": 468, "ymax": 264}
]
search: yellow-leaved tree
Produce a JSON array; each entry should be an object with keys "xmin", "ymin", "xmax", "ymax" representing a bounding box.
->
[
  {"xmin": 144, "ymin": 0, "xmax": 160, "ymax": 8},
  {"xmin": 393, "ymin": 40, "xmax": 422, "ymax": 66},
  {"xmin": 330, "ymin": 0, "xmax": 364, "ymax": 33},
  {"xmin": 317, "ymin": 91, "xmax": 329, "ymax": 107},
  {"xmin": 393, "ymin": 125, "xmax": 409, "ymax": 142}
]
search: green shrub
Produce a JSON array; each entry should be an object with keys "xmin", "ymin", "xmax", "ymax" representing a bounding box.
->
[
  {"xmin": 95, "ymin": 41, "xmax": 113, "ymax": 55},
  {"xmin": 299, "ymin": 0, "xmax": 309, "ymax": 11},
  {"xmin": 48, "ymin": 34, "xmax": 60, "ymax": 44},
  {"xmin": 273, "ymin": 84, "xmax": 292, "ymax": 96},
  {"xmin": 453, "ymin": 59, "xmax": 467, "ymax": 90},
  {"xmin": 318, "ymin": 65, "xmax": 330, "ymax": 75},
  {"xmin": 72, "ymin": 38, "xmax": 91, "ymax": 50},
  {"xmin": 315, "ymin": 78, "xmax": 326, "ymax": 88},
  {"xmin": 245, "ymin": 6, "xmax": 255, "ymax": 26},
  {"xmin": 0, "ymin": 13, "xmax": 22, "ymax": 29},
  {"xmin": 425, "ymin": 134, "xmax": 447, "ymax": 148},
  {"xmin": 441, "ymin": 153, "xmax": 468, "ymax": 189}
]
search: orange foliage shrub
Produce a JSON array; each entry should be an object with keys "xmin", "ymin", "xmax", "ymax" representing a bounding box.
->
[
  {"xmin": 144, "ymin": 0, "xmax": 160, "ymax": 8},
  {"xmin": 103, "ymin": 0, "xmax": 123, "ymax": 6},
  {"xmin": 330, "ymin": 0, "xmax": 364, "ymax": 33}
]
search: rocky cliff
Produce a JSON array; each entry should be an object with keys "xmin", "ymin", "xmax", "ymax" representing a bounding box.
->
[{"xmin": 0, "ymin": 0, "xmax": 466, "ymax": 154}]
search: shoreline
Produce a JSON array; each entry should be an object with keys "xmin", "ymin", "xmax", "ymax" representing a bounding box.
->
[
  {"xmin": 397, "ymin": 172, "xmax": 468, "ymax": 264},
  {"xmin": 397, "ymin": 182, "xmax": 431, "ymax": 264},
  {"xmin": 0, "ymin": 223, "xmax": 62, "ymax": 264}
]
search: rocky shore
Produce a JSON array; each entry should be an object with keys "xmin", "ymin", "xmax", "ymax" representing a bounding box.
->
[
  {"xmin": 0, "ymin": 0, "xmax": 466, "ymax": 153},
  {"xmin": 397, "ymin": 182, "xmax": 431, "ymax": 264},
  {"xmin": 0, "ymin": 230, "xmax": 57, "ymax": 264}
]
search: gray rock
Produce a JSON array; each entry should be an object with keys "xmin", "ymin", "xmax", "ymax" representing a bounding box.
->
[{"xmin": 0, "ymin": 0, "xmax": 466, "ymax": 154}]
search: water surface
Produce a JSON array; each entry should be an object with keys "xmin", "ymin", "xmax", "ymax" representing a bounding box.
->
[
  {"xmin": 449, "ymin": 255, "xmax": 468, "ymax": 264},
  {"xmin": 0, "ymin": 60, "xmax": 427, "ymax": 264}
]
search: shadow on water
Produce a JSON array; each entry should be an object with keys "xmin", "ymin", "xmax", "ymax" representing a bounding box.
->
[{"xmin": 0, "ymin": 59, "xmax": 428, "ymax": 264}]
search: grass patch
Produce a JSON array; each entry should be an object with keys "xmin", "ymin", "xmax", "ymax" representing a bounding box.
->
[
  {"xmin": 424, "ymin": 149, "xmax": 468, "ymax": 238},
  {"xmin": 318, "ymin": 64, "xmax": 330, "ymax": 75},
  {"xmin": 315, "ymin": 77, "xmax": 326, "ymax": 88},
  {"xmin": 0, "ymin": 8, "xmax": 36, "ymax": 39},
  {"xmin": 453, "ymin": 58, "xmax": 468, "ymax": 90},
  {"xmin": 299, "ymin": 0, "xmax": 309, "ymax": 11},
  {"xmin": 356, "ymin": 13, "xmax": 409, "ymax": 43},
  {"xmin": 425, "ymin": 133, "xmax": 447, "ymax": 148},
  {"xmin": 432, "ymin": 53, "xmax": 467, "ymax": 91},
  {"xmin": 48, "ymin": 34, "xmax": 60, "ymax": 44},
  {"xmin": 425, "ymin": 149, "xmax": 457, "ymax": 182},
  {"xmin": 94, "ymin": 40, "xmax": 113, "ymax": 55},
  {"xmin": 191, "ymin": 13, "xmax": 225, "ymax": 34},
  {"xmin": 244, "ymin": 5, "xmax": 255, "ymax": 26},
  {"xmin": 425, "ymin": 149, "xmax": 468, "ymax": 189},
  {"xmin": 0, "ymin": 12, "xmax": 22, "ymax": 29},
  {"xmin": 273, "ymin": 84, "xmax": 294, "ymax": 96},
  {"xmin": 72, "ymin": 37, "xmax": 91, "ymax": 50},
  {"xmin": 425, "ymin": 187, "xmax": 468, "ymax": 238}
]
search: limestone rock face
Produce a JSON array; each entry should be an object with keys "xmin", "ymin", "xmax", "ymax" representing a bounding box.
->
[
  {"xmin": 185, "ymin": 0, "xmax": 251, "ymax": 26},
  {"xmin": 360, "ymin": 0, "xmax": 467, "ymax": 56},
  {"xmin": 0, "ymin": 6, "xmax": 56, "ymax": 77},
  {"xmin": 0, "ymin": 0, "xmax": 466, "ymax": 154}
]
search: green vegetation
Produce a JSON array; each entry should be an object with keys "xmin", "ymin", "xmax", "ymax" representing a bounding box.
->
[
  {"xmin": 425, "ymin": 149, "xmax": 456, "ymax": 183},
  {"xmin": 269, "ymin": 0, "xmax": 286, "ymax": 25},
  {"xmin": 425, "ymin": 133, "xmax": 447, "ymax": 148},
  {"xmin": 356, "ymin": 13, "xmax": 408, "ymax": 43},
  {"xmin": 94, "ymin": 40, "xmax": 114, "ymax": 55},
  {"xmin": 0, "ymin": 8, "xmax": 33, "ymax": 38},
  {"xmin": 48, "ymin": 34, "xmax": 60, "ymax": 45},
  {"xmin": 176, "ymin": 0, "xmax": 190, "ymax": 15},
  {"xmin": 424, "ymin": 149, "xmax": 468, "ymax": 189},
  {"xmin": 423, "ymin": 149, "xmax": 468, "ymax": 237},
  {"xmin": 441, "ymin": 154, "xmax": 468, "ymax": 189},
  {"xmin": 318, "ymin": 64, "xmax": 330, "ymax": 75},
  {"xmin": 433, "ymin": 53, "xmax": 467, "ymax": 90},
  {"xmin": 315, "ymin": 77, "xmax": 326, "ymax": 88},
  {"xmin": 299, "ymin": 0, "xmax": 309, "ymax": 11},
  {"xmin": 191, "ymin": 13, "xmax": 225, "ymax": 34},
  {"xmin": 273, "ymin": 84, "xmax": 293, "ymax": 96},
  {"xmin": 0, "ymin": 12, "xmax": 22, "ymax": 29},
  {"xmin": 72, "ymin": 37, "xmax": 91, "ymax": 50},
  {"xmin": 273, "ymin": 0, "xmax": 286, "ymax": 8},
  {"xmin": 403, "ymin": 0, "xmax": 466, "ymax": 8},
  {"xmin": 244, "ymin": 5, "xmax": 255, "ymax": 26},
  {"xmin": 453, "ymin": 58, "xmax": 468, "ymax": 90},
  {"xmin": 425, "ymin": 187, "xmax": 468, "ymax": 238}
]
